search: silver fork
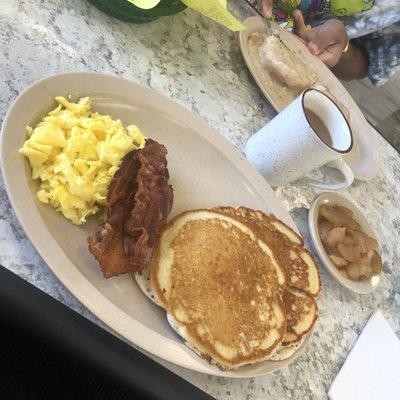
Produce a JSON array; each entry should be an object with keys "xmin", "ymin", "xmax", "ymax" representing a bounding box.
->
[
  {"xmin": 264, "ymin": 17, "xmax": 274, "ymax": 36},
  {"xmin": 254, "ymin": 0, "xmax": 280, "ymax": 39}
]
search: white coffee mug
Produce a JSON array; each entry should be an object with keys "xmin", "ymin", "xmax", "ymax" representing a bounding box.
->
[{"xmin": 245, "ymin": 89, "xmax": 354, "ymax": 190}]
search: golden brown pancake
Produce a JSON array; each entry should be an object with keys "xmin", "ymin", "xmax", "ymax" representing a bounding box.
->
[
  {"xmin": 149, "ymin": 209, "xmax": 287, "ymax": 369},
  {"xmin": 282, "ymin": 287, "xmax": 318, "ymax": 345},
  {"xmin": 268, "ymin": 335, "xmax": 307, "ymax": 361},
  {"xmin": 268, "ymin": 288, "xmax": 318, "ymax": 361},
  {"xmin": 212, "ymin": 206, "xmax": 321, "ymax": 297},
  {"xmin": 137, "ymin": 207, "xmax": 320, "ymax": 369}
]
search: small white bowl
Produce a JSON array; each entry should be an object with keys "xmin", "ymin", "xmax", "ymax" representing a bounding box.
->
[{"xmin": 309, "ymin": 192, "xmax": 381, "ymax": 294}]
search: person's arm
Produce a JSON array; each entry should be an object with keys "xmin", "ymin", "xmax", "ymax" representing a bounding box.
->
[
  {"xmin": 292, "ymin": 11, "xmax": 369, "ymax": 80},
  {"xmin": 260, "ymin": 0, "xmax": 272, "ymax": 17},
  {"xmin": 331, "ymin": 42, "xmax": 369, "ymax": 80},
  {"xmin": 260, "ymin": 1, "xmax": 369, "ymax": 81}
]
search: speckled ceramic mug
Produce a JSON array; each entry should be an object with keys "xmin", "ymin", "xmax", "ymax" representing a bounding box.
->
[{"xmin": 245, "ymin": 89, "xmax": 354, "ymax": 190}]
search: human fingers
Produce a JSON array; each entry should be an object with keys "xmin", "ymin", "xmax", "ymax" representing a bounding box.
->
[
  {"xmin": 316, "ymin": 44, "xmax": 343, "ymax": 67},
  {"xmin": 292, "ymin": 10, "xmax": 309, "ymax": 41},
  {"xmin": 261, "ymin": 0, "xmax": 273, "ymax": 17},
  {"xmin": 308, "ymin": 19, "xmax": 347, "ymax": 55}
]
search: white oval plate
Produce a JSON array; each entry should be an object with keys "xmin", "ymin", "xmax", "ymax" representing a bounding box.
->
[
  {"xmin": 309, "ymin": 192, "xmax": 381, "ymax": 294},
  {"xmin": 239, "ymin": 16, "xmax": 381, "ymax": 181},
  {"xmin": 1, "ymin": 72, "xmax": 312, "ymax": 378}
]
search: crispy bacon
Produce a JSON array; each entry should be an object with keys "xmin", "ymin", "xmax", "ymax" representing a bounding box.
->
[{"xmin": 88, "ymin": 139, "xmax": 173, "ymax": 278}]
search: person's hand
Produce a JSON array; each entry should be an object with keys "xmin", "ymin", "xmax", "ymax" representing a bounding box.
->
[
  {"xmin": 260, "ymin": 0, "xmax": 273, "ymax": 18},
  {"xmin": 292, "ymin": 10, "xmax": 348, "ymax": 68}
]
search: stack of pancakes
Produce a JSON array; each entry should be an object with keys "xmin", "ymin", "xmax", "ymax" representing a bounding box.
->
[{"xmin": 135, "ymin": 206, "xmax": 320, "ymax": 370}]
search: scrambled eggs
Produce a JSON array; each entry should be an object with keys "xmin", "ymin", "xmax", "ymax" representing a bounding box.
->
[{"xmin": 19, "ymin": 96, "xmax": 145, "ymax": 225}]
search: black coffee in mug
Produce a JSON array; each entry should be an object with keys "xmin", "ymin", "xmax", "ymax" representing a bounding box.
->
[{"xmin": 305, "ymin": 107, "xmax": 333, "ymax": 147}]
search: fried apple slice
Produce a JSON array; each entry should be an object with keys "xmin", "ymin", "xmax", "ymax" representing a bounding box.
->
[
  {"xmin": 330, "ymin": 255, "xmax": 347, "ymax": 268},
  {"xmin": 319, "ymin": 220, "xmax": 333, "ymax": 244},
  {"xmin": 371, "ymin": 251, "xmax": 382, "ymax": 275},
  {"xmin": 345, "ymin": 251, "xmax": 374, "ymax": 280},
  {"xmin": 337, "ymin": 242, "xmax": 361, "ymax": 262},
  {"xmin": 320, "ymin": 205, "xmax": 361, "ymax": 230},
  {"xmin": 346, "ymin": 230, "xmax": 378, "ymax": 253},
  {"xmin": 336, "ymin": 206, "xmax": 353, "ymax": 218},
  {"xmin": 326, "ymin": 227, "xmax": 346, "ymax": 248}
]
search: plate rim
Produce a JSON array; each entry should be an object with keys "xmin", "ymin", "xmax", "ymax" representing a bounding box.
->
[
  {"xmin": 1, "ymin": 71, "xmax": 310, "ymax": 377},
  {"xmin": 239, "ymin": 16, "xmax": 381, "ymax": 181}
]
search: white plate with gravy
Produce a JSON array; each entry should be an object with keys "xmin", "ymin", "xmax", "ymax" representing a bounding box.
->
[{"xmin": 239, "ymin": 16, "xmax": 381, "ymax": 181}]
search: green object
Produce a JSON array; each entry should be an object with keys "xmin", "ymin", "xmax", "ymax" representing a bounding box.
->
[
  {"xmin": 88, "ymin": 0, "xmax": 186, "ymax": 23},
  {"xmin": 330, "ymin": 0, "xmax": 374, "ymax": 17}
]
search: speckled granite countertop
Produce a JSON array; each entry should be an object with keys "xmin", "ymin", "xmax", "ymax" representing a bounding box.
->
[{"xmin": 1, "ymin": 1, "xmax": 399, "ymax": 399}]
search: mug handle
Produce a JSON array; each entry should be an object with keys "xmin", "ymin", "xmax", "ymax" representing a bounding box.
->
[{"xmin": 308, "ymin": 159, "xmax": 354, "ymax": 191}]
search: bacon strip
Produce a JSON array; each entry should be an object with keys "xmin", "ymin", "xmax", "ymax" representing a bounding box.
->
[{"xmin": 88, "ymin": 139, "xmax": 173, "ymax": 278}]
